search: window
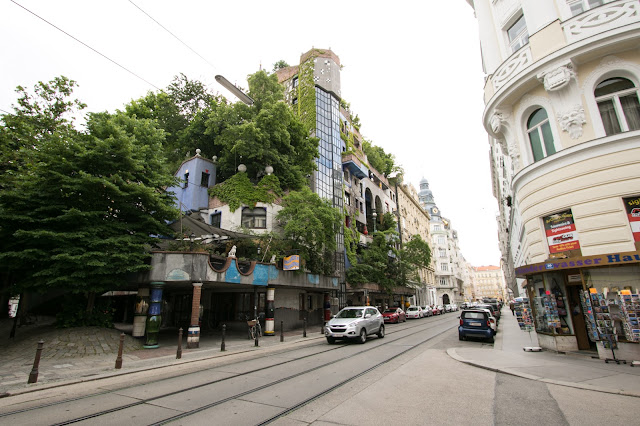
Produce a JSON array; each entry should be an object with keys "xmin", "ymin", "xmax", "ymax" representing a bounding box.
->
[
  {"xmin": 439, "ymin": 248, "xmax": 447, "ymax": 258},
  {"xmin": 527, "ymin": 109, "xmax": 556, "ymax": 162},
  {"xmin": 437, "ymin": 236, "xmax": 446, "ymax": 245},
  {"xmin": 183, "ymin": 172, "xmax": 189, "ymax": 188},
  {"xmin": 210, "ymin": 212, "xmax": 221, "ymax": 228},
  {"xmin": 441, "ymin": 263, "xmax": 449, "ymax": 272},
  {"xmin": 568, "ymin": 0, "xmax": 605, "ymax": 16},
  {"xmin": 241, "ymin": 207, "xmax": 267, "ymax": 229},
  {"xmin": 439, "ymin": 278, "xmax": 447, "ymax": 286},
  {"xmin": 201, "ymin": 172, "xmax": 210, "ymax": 187},
  {"xmin": 595, "ymin": 77, "xmax": 640, "ymax": 136},
  {"xmin": 434, "ymin": 224, "xmax": 442, "ymax": 231},
  {"xmin": 507, "ymin": 14, "xmax": 529, "ymax": 53}
]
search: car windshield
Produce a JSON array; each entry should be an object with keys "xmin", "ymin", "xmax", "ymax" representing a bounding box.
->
[
  {"xmin": 407, "ymin": 307, "xmax": 417, "ymax": 311},
  {"xmin": 336, "ymin": 309, "xmax": 363, "ymax": 318},
  {"xmin": 383, "ymin": 310, "xmax": 396, "ymax": 314}
]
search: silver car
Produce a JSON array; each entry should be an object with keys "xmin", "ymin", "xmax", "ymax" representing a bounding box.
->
[{"xmin": 325, "ymin": 306, "xmax": 385, "ymax": 344}]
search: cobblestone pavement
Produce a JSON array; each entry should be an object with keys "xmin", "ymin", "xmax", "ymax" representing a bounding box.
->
[{"xmin": 0, "ymin": 316, "xmax": 323, "ymax": 395}]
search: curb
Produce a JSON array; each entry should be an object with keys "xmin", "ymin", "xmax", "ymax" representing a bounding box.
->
[
  {"xmin": 446, "ymin": 348, "xmax": 640, "ymax": 398},
  {"xmin": 1, "ymin": 334, "xmax": 325, "ymax": 399}
]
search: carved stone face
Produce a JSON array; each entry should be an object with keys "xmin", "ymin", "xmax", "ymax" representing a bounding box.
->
[
  {"xmin": 557, "ymin": 107, "xmax": 586, "ymax": 139},
  {"xmin": 490, "ymin": 113, "xmax": 503, "ymax": 134}
]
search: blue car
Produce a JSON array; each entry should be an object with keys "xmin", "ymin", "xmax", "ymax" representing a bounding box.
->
[{"xmin": 458, "ymin": 309, "xmax": 494, "ymax": 343}]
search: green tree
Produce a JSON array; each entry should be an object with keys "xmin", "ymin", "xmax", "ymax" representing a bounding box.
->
[
  {"xmin": 276, "ymin": 187, "xmax": 343, "ymax": 275},
  {"xmin": 346, "ymin": 229, "xmax": 400, "ymax": 293},
  {"xmin": 0, "ymin": 80, "xmax": 179, "ymax": 305},
  {"xmin": 399, "ymin": 235, "xmax": 432, "ymax": 283},
  {"xmin": 206, "ymin": 70, "xmax": 318, "ymax": 190},
  {"xmin": 272, "ymin": 60, "xmax": 290, "ymax": 72},
  {"xmin": 363, "ymin": 140, "xmax": 401, "ymax": 177}
]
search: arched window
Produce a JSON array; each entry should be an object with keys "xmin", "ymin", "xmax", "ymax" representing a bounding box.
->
[
  {"xmin": 527, "ymin": 108, "xmax": 556, "ymax": 162},
  {"xmin": 241, "ymin": 207, "xmax": 266, "ymax": 229},
  {"xmin": 595, "ymin": 77, "xmax": 640, "ymax": 136}
]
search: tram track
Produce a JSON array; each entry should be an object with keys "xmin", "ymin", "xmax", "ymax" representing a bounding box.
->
[{"xmin": 0, "ymin": 314, "xmax": 459, "ymax": 425}]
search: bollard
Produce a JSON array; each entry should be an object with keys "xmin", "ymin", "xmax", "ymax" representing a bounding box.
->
[
  {"xmin": 254, "ymin": 330, "xmax": 259, "ymax": 347},
  {"xmin": 176, "ymin": 328, "xmax": 183, "ymax": 359},
  {"xmin": 28, "ymin": 340, "xmax": 44, "ymax": 384},
  {"xmin": 303, "ymin": 318, "xmax": 307, "ymax": 338},
  {"xmin": 280, "ymin": 320, "xmax": 284, "ymax": 342},
  {"xmin": 221, "ymin": 324, "xmax": 226, "ymax": 352},
  {"xmin": 115, "ymin": 333, "xmax": 125, "ymax": 369}
]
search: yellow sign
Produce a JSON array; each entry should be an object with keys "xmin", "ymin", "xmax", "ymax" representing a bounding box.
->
[{"xmin": 589, "ymin": 288, "xmax": 597, "ymax": 294}]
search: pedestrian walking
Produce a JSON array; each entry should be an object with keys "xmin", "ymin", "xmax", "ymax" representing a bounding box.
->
[{"xmin": 509, "ymin": 300, "xmax": 515, "ymax": 316}]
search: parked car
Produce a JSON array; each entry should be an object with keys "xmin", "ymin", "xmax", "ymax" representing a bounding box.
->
[
  {"xmin": 431, "ymin": 305, "xmax": 442, "ymax": 315},
  {"xmin": 325, "ymin": 306, "xmax": 385, "ymax": 344},
  {"xmin": 474, "ymin": 308, "xmax": 497, "ymax": 334},
  {"xmin": 458, "ymin": 309, "xmax": 494, "ymax": 343},
  {"xmin": 476, "ymin": 304, "xmax": 500, "ymax": 322},
  {"xmin": 406, "ymin": 305, "xmax": 423, "ymax": 319},
  {"xmin": 421, "ymin": 306, "xmax": 433, "ymax": 317},
  {"xmin": 450, "ymin": 303, "xmax": 458, "ymax": 311},
  {"xmin": 437, "ymin": 305, "xmax": 445, "ymax": 314},
  {"xmin": 382, "ymin": 307, "xmax": 406, "ymax": 324},
  {"xmin": 445, "ymin": 304, "xmax": 453, "ymax": 313}
]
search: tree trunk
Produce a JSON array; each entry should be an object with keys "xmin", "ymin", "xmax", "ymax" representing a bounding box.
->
[{"xmin": 86, "ymin": 291, "xmax": 96, "ymax": 314}]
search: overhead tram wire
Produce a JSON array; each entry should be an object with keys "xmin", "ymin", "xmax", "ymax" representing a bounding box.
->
[
  {"xmin": 127, "ymin": 0, "xmax": 218, "ymax": 71},
  {"xmin": 10, "ymin": 0, "xmax": 161, "ymax": 91}
]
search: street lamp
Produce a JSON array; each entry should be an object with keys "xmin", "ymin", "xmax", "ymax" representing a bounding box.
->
[
  {"xmin": 372, "ymin": 210, "xmax": 377, "ymax": 233},
  {"xmin": 189, "ymin": 232, "xmax": 196, "ymax": 251},
  {"xmin": 215, "ymin": 75, "xmax": 254, "ymax": 106}
]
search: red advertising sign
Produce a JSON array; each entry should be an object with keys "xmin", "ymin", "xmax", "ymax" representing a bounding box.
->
[
  {"xmin": 544, "ymin": 210, "xmax": 580, "ymax": 253},
  {"xmin": 623, "ymin": 196, "xmax": 640, "ymax": 242}
]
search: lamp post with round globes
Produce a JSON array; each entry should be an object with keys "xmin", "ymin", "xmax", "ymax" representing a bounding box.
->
[{"xmin": 372, "ymin": 210, "xmax": 377, "ymax": 233}]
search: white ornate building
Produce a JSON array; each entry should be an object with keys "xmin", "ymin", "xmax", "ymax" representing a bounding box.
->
[
  {"xmin": 418, "ymin": 178, "xmax": 466, "ymax": 305},
  {"xmin": 467, "ymin": 0, "xmax": 640, "ymax": 355}
]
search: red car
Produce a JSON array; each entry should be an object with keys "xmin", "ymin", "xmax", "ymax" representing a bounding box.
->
[{"xmin": 382, "ymin": 308, "xmax": 406, "ymax": 323}]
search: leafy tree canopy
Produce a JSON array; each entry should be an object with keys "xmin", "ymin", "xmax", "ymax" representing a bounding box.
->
[
  {"xmin": 363, "ymin": 139, "xmax": 401, "ymax": 177},
  {"xmin": 276, "ymin": 187, "xmax": 342, "ymax": 276},
  {"xmin": 205, "ymin": 70, "xmax": 318, "ymax": 191},
  {"xmin": 272, "ymin": 60, "xmax": 290, "ymax": 72},
  {"xmin": 346, "ymin": 229, "xmax": 400, "ymax": 293},
  {"xmin": 0, "ymin": 77, "xmax": 179, "ymax": 296}
]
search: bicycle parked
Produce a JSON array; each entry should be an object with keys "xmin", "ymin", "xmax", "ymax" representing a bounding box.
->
[{"xmin": 247, "ymin": 318, "xmax": 262, "ymax": 340}]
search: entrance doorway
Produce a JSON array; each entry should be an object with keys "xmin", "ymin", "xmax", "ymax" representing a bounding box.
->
[
  {"xmin": 566, "ymin": 284, "xmax": 594, "ymax": 351},
  {"xmin": 442, "ymin": 294, "xmax": 450, "ymax": 305}
]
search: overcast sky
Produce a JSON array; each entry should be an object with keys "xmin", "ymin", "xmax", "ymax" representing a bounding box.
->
[{"xmin": 1, "ymin": 0, "xmax": 501, "ymax": 267}]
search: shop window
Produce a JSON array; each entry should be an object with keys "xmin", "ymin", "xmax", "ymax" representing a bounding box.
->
[
  {"xmin": 595, "ymin": 77, "xmax": 640, "ymax": 136},
  {"xmin": 529, "ymin": 273, "xmax": 574, "ymax": 335}
]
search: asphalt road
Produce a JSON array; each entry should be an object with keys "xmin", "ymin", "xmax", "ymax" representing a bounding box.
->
[{"xmin": 0, "ymin": 313, "xmax": 637, "ymax": 425}]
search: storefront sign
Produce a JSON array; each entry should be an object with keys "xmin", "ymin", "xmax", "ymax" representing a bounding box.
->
[
  {"xmin": 543, "ymin": 210, "xmax": 580, "ymax": 253},
  {"xmin": 623, "ymin": 196, "xmax": 640, "ymax": 242},
  {"xmin": 515, "ymin": 250, "xmax": 640, "ymax": 277}
]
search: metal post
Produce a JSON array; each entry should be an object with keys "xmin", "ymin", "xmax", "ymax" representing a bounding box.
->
[
  {"xmin": 115, "ymin": 333, "xmax": 125, "ymax": 369},
  {"xmin": 280, "ymin": 320, "xmax": 284, "ymax": 342},
  {"xmin": 28, "ymin": 340, "xmax": 44, "ymax": 384},
  {"xmin": 176, "ymin": 328, "xmax": 183, "ymax": 359},
  {"xmin": 254, "ymin": 331, "xmax": 259, "ymax": 347},
  {"xmin": 303, "ymin": 318, "xmax": 307, "ymax": 338},
  {"xmin": 221, "ymin": 324, "xmax": 226, "ymax": 352}
]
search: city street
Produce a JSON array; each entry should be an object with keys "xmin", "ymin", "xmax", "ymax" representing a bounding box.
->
[{"xmin": 0, "ymin": 310, "xmax": 637, "ymax": 425}]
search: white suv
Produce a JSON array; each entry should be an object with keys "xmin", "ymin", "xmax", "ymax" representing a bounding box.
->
[{"xmin": 325, "ymin": 306, "xmax": 385, "ymax": 344}]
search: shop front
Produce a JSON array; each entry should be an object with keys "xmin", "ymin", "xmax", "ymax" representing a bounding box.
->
[{"xmin": 515, "ymin": 250, "xmax": 640, "ymax": 360}]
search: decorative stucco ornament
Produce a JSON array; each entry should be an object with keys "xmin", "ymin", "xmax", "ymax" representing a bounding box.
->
[
  {"xmin": 557, "ymin": 106, "xmax": 587, "ymax": 139},
  {"xmin": 490, "ymin": 111, "xmax": 510, "ymax": 134},
  {"xmin": 537, "ymin": 61, "xmax": 576, "ymax": 92}
]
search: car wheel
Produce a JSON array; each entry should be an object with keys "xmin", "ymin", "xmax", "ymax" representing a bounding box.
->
[
  {"xmin": 459, "ymin": 334, "xmax": 465, "ymax": 341},
  {"xmin": 358, "ymin": 328, "xmax": 367, "ymax": 344},
  {"xmin": 487, "ymin": 336, "xmax": 494, "ymax": 343},
  {"xmin": 326, "ymin": 336, "xmax": 335, "ymax": 344},
  {"xmin": 377, "ymin": 324, "xmax": 385, "ymax": 339}
]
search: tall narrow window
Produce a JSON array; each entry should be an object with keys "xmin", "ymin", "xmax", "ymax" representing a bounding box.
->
[
  {"xmin": 183, "ymin": 172, "xmax": 189, "ymax": 188},
  {"xmin": 200, "ymin": 172, "xmax": 210, "ymax": 187},
  {"xmin": 210, "ymin": 212, "xmax": 221, "ymax": 228},
  {"xmin": 595, "ymin": 77, "xmax": 640, "ymax": 136},
  {"xmin": 507, "ymin": 15, "xmax": 529, "ymax": 53},
  {"xmin": 527, "ymin": 108, "xmax": 556, "ymax": 162}
]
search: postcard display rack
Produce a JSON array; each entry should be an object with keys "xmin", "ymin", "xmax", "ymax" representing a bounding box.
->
[
  {"xmin": 579, "ymin": 290, "xmax": 630, "ymax": 364},
  {"xmin": 543, "ymin": 294, "xmax": 562, "ymax": 330},
  {"xmin": 515, "ymin": 299, "xmax": 540, "ymax": 351}
]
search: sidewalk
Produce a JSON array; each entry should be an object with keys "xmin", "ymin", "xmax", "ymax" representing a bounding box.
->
[
  {"xmin": 0, "ymin": 317, "xmax": 324, "ymax": 398},
  {"xmin": 447, "ymin": 307, "xmax": 640, "ymax": 397}
]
